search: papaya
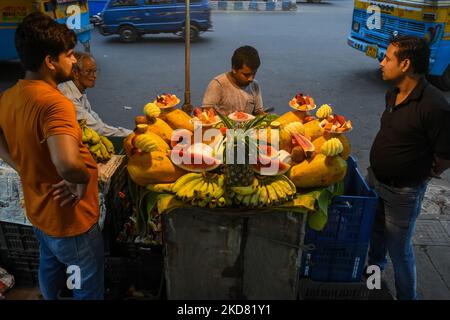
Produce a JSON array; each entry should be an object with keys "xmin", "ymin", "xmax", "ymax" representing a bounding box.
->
[
  {"xmin": 146, "ymin": 118, "xmax": 174, "ymax": 144},
  {"xmin": 288, "ymin": 153, "xmax": 347, "ymax": 188},
  {"xmin": 275, "ymin": 111, "xmax": 306, "ymax": 126},
  {"xmin": 123, "ymin": 131, "xmax": 170, "ymax": 157},
  {"xmin": 127, "ymin": 151, "xmax": 186, "ymax": 186},
  {"xmin": 303, "ymin": 119, "xmax": 324, "ymax": 141},
  {"xmin": 312, "ymin": 134, "xmax": 351, "ymax": 160},
  {"xmin": 159, "ymin": 109, "xmax": 194, "ymax": 132}
]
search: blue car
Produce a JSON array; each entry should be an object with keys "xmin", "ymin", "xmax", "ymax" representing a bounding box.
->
[{"xmin": 98, "ymin": 0, "xmax": 212, "ymax": 42}]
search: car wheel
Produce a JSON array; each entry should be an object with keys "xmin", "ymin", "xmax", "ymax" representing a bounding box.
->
[
  {"xmin": 182, "ymin": 25, "xmax": 200, "ymax": 42},
  {"xmin": 428, "ymin": 65, "xmax": 450, "ymax": 91},
  {"xmin": 119, "ymin": 26, "xmax": 139, "ymax": 43}
]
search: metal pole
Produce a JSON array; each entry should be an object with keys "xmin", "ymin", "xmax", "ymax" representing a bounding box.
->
[{"xmin": 182, "ymin": 0, "xmax": 193, "ymax": 115}]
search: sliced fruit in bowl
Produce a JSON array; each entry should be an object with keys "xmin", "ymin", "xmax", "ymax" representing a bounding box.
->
[
  {"xmin": 154, "ymin": 93, "xmax": 180, "ymax": 108},
  {"xmin": 319, "ymin": 114, "xmax": 353, "ymax": 133},
  {"xmin": 228, "ymin": 111, "xmax": 255, "ymax": 122},
  {"xmin": 192, "ymin": 107, "xmax": 221, "ymax": 127},
  {"xmin": 289, "ymin": 93, "xmax": 316, "ymax": 111}
]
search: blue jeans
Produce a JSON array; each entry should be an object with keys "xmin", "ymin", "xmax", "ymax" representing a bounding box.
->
[
  {"xmin": 34, "ymin": 224, "xmax": 104, "ymax": 300},
  {"xmin": 366, "ymin": 168, "xmax": 428, "ymax": 300}
]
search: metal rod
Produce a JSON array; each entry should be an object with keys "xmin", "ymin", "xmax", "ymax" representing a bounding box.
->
[{"xmin": 182, "ymin": 0, "xmax": 193, "ymax": 114}]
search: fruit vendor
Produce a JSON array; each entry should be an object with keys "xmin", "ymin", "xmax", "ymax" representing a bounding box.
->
[
  {"xmin": 367, "ymin": 36, "xmax": 450, "ymax": 300},
  {"xmin": 202, "ymin": 45, "xmax": 265, "ymax": 115},
  {"xmin": 59, "ymin": 52, "xmax": 132, "ymax": 137},
  {"xmin": 0, "ymin": 13, "xmax": 104, "ymax": 300}
]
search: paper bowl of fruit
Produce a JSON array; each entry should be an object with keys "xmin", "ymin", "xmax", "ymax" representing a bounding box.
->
[
  {"xmin": 319, "ymin": 114, "xmax": 352, "ymax": 133},
  {"xmin": 153, "ymin": 93, "xmax": 180, "ymax": 109},
  {"xmin": 191, "ymin": 108, "xmax": 221, "ymax": 127},
  {"xmin": 289, "ymin": 93, "xmax": 316, "ymax": 111}
]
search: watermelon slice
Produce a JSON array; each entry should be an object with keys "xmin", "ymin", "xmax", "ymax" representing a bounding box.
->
[{"xmin": 291, "ymin": 133, "xmax": 315, "ymax": 153}]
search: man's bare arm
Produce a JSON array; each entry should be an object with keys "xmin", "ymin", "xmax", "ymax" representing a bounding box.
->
[{"xmin": 46, "ymin": 134, "xmax": 90, "ymax": 184}]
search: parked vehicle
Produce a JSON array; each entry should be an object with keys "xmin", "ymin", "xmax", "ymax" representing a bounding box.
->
[
  {"xmin": 97, "ymin": 0, "xmax": 213, "ymax": 42},
  {"xmin": 348, "ymin": 0, "xmax": 450, "ymax": 91},
  {"xmin": 0, "ymin": 0, "xmax": 93, "ymax": 61}
]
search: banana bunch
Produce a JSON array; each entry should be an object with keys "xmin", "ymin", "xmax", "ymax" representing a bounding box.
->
[
  {"xmin": 80, "ymin": 121, "xmax": 115, "ymax": 163},
  {"xmin": 171, "ymin": 172, "xmax": 228, "ymax": 209},
  {"xmin": 233, "ymin": 175, "xmax": 297, "ymax": 208}
]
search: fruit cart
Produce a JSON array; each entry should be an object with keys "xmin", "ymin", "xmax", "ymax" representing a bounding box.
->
[{"xmin": 121, "ymin": 93, "xmax": 379, "ymax": 300}]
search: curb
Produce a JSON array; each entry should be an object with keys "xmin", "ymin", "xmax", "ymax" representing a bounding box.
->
[{"xmin": 211, "ymin": 1, "xmax": 298, "ymax": 12}]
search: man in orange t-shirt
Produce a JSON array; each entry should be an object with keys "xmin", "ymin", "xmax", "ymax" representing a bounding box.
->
[{"xmin": 0, "ymin": 13, "xmax": 103, "ymax": 299}]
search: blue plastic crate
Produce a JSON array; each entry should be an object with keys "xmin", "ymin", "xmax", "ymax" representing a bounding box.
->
[
  {"xmin": 300, "ymin": 156, "xmax": 378, "ymax": 282},
  {"xmin": 305, "ymin": 156, "xmax": 378, "ymax": 244},
  {"xmin": 301, "ymin": 242, "xmax": 369, "ymax": 282}
]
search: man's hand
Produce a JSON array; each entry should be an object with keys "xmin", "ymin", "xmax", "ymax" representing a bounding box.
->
[
  {"xmin": 52, "ymin": 180, "xmax": 88, "ymax": 207},
  {"xmin": 431, "ymin": 155, "xmax": 450, "ymax": 178}
]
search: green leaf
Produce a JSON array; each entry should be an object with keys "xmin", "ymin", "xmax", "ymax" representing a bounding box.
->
[
  {"xmin": 334, "ymin": 180, "xmax": 345, "ymax": 197},
  {"xmin": 318, "ymin": 189, "xmax": 333, "ymax": 214},
  {"xmin": 244, "ymin": 114, "xmax": 269, "ymax": 132}
]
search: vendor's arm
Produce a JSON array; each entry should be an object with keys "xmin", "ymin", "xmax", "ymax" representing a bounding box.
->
[
  {"xmin": 202, "ymin": 79, "xmax": 223, "ymax": 110},
  {"xmin": 432, "ymin": 155, "xmax": 450, "ymax": 177},
  {"xmin": 0, "ymin": 128, "xmax": 17, "ymax": 171},
  {"xmin": 82, "ymin": 108, "xmax": 132, "ymax": 137},
  {"xmin": 253, "ymin": 82, "xmax": 265, "ymax": 115}
]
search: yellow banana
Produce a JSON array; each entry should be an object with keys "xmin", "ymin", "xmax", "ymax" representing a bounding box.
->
[
  {"xmin": 172, "ymin": 173, "xmax": 202, "ymax": 193},
  {"xmin": 231, "ymin": 184, "xmax": 255, "ymax": 196},
  {"xmin": 146, "ymin": 183, "xmax": 174, "ymax": 193},
  {"xmin": 258, "ymin": 184, "xmax": 268, "ymax": 207},
  {"xmin": 212, "ymin": 182, "xmax": 225, "ymax": 199},
  {"xmin": 266, "ymin": 184, "xmax": 279, "ymax": 206},
  {"xmin": 272, "ymin": 180, "xmax": 288, "ymax": 203},
  {"xmin": 249, "ymin": 187, "xmax": 260, "ymax": 208},
  {"xmin": 218, "ymin": 197, "xmax": 226, "ymax": 207},
  {"xmin": 83, "ymin": 126, "xmax": 93, "ymax": 143},
  {"xmin": 89, "ymin": 143, "xmax": 102, "ymax": 153},
  {"xmin": 176, "ymin": 177, "xmax": 202, "ymax": 199},
  {"xmin": 280, "ymin": 175, "xmax": 297, "ymax": 196},
  {"xmin": 100, "ymin": 136, "xmax": 115, "ymax": 154},
  {"xmin": 86, "ymin": 128, "xmax": 100, "ymax": 145},
  {"xmin": 196, "ymin": 180, "xmax": 209, "ymax": 197},
  {"xmin": 181, "ymin": 178, "xmax": 204, "ymax": 201},
  {"xmin": 99, "ymin": 143, "xmax": 111, "ymax": 162}
]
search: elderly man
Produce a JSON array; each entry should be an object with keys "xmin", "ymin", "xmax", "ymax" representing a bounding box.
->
[{"xmin": 59, "ymin": 52, "xmax": 132, "ymax": 137}]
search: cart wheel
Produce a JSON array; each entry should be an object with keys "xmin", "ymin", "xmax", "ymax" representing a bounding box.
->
[
  {"xmin": 119, "ymin": 26, "xmax": 139, "ymax": 43},
  {"xmin": 182, "ymin": 25, "xmax": 199, "ymax": 42}
]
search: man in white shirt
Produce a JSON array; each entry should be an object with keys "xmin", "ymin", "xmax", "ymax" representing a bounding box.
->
[
  {"xmin": 202, "ymin": 46, "xmax": 265, "ymax": 116},
  {"xmin": 59, "ymin": 52, "xmax": 132, "ymax": 137}
]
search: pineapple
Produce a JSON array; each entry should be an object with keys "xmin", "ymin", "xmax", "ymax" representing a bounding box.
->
[{"xmin": 215, "ymin": 109, "xmax": 268, "ymax": 187}]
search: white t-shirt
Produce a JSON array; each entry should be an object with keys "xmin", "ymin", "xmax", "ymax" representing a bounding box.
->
[
  {"xmin": 59, "ymin": 81, "xmax": 132, "ymax": 137},
  {"xmin": 202, "ymin": 73, "xmax": 264, "ymax": 115}
]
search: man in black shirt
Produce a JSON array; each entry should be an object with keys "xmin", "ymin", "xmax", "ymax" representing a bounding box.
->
[{"xmin": 367, "ymin": 36, "xmax": 450, "ymax": 300}]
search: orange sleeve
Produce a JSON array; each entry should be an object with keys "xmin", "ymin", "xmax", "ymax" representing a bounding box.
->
[{"xmin": 41, "ymin": 97, "xmax": 80, "ymax": 142}]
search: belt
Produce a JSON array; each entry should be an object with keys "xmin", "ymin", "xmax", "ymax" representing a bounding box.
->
[{"xmin": 377, "ymin": 177, "xmax": 422, "ymax": 188}]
